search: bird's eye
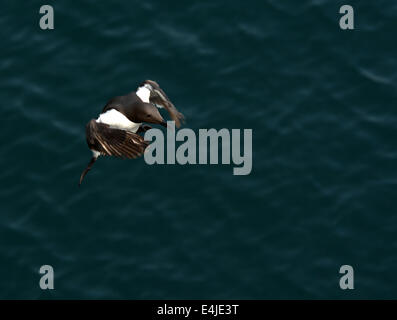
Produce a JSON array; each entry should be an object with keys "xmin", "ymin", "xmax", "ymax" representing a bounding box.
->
[{"xmin": 147, "ymin": 114, "xmax": 151, "ymax": 118}]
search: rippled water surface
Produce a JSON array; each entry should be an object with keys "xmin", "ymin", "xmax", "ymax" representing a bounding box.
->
[{"xmin": 1, "ymin": 1, "xmax": 397, "ymax": 299}]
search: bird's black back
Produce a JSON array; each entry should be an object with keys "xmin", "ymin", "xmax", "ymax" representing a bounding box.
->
[{"xmin": 101, "ymin": 92, "xmax": 143, "ymax": 122}]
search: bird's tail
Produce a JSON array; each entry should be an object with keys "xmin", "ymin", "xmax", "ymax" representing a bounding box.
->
[{"xmin": 79, "ymin": 157, "xmax": 98, "ymax": 186}]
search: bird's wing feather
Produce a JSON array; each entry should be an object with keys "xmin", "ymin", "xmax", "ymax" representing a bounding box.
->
[
  {"xmin": 86, "ymin": 119, "xmax": 148, "ymax": 159},
  {"xmin": 145, "ymin": 80, "xmax": 185, "ymax": 128}
]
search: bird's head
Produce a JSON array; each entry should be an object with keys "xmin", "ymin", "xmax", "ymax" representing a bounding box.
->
[{"xmin": 134, "ymin": 103, "xmax": 167, "ymax": 127}]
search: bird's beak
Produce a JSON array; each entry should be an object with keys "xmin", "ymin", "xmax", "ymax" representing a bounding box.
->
[{"xmin": 160, "ymin": 120, "xmax": 167, "ymax": 128}]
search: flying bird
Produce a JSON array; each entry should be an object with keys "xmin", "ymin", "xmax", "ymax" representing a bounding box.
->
[{"xmin": 79, "ymin": 80, "xmax": 184, "ymax": 185}]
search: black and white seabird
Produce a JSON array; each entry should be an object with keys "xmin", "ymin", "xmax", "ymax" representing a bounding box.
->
[{"xmin": 79, "ymin": 80, "xmax": 184, "ymax": 185}]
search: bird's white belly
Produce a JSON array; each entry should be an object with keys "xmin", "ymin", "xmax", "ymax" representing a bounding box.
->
[{"xmin": 96, "ymin": 109, "xmax": 141, "ymax": 133}]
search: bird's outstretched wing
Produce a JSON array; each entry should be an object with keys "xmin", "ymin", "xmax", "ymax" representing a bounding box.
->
[
  {"xmin": 143, "ymin": 80, "xmax": 185, "ymax": 128},
  {"xmin": 86, "ymin": 119, "xmax": 148, "ymax": 158}
]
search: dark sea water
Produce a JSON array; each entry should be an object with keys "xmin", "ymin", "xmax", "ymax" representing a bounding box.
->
[{"xmin": 1, "ymin": 0, "xmax": 397, "ymax": 299}]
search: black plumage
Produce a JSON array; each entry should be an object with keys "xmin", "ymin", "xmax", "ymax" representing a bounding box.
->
[
  {"xmin": 86, "ymin": 119, "xmax": 148, "ymax": 159},
  {"xmin": 78, "ymin": 80, "xmax": 185, "ymax": 186}
]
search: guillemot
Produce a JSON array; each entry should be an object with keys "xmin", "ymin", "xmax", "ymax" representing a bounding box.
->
[{"xmin": 79, "ymin": 80, "xmax": 185, "ymax": 185}]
